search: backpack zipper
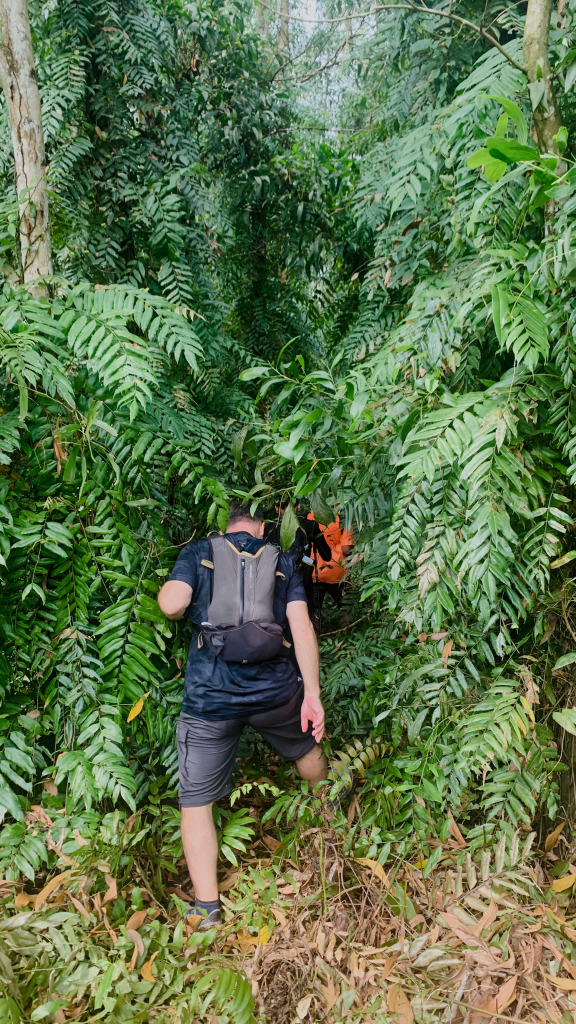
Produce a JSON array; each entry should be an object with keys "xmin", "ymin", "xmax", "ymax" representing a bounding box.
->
[{"xmin": 239, "ymin": 558, "xmax": 245, "ymax": 625}]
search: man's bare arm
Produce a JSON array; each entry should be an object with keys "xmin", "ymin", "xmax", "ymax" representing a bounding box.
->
[
  {"xmin": 158, "ymin": 580, "xmax": 193, "ymax": 620},
  {"xmin": 286, "ymin": 600, "xmax": 324, "ymax": 741},
  {"xmin": 286, "ymin": 600, "xmax": 319, "ymax": 695}
]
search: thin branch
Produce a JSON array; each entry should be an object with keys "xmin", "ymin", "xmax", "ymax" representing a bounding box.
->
[
  {"xmin": 320, "ymin": 613, "xmax": 373, "ymax": 637},
  {"xmin": 254, "ymin": 0, "xmax": 527, "ymax": 72}
]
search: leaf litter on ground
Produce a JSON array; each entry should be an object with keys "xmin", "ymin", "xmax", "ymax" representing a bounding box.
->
[{"xmin": 2, "ymin": 812, "xmax": 576, "ymax": 1023}]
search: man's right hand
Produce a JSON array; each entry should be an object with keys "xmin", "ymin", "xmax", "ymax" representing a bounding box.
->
[
  {"xmin": 158, "ymin": 580, "xmax": 193, "ymax": 620},
  {"xmin": 301, "ymin": 693, "xmax": 325, "ymax": 743}
]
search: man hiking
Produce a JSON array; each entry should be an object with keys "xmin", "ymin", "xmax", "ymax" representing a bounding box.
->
[{"xmin": 157, "ymin": 502, "xmax": 328, "ymax": 930}]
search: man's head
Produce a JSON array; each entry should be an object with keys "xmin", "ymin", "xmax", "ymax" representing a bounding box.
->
[{"xmin": 225, "ymin": 501, "xmax": 264, "ymax": 538}]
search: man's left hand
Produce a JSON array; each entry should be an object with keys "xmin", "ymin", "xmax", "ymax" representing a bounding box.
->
[{"xmin": 301, "ymin": 694, "xmax": 325, "ymax": 743}]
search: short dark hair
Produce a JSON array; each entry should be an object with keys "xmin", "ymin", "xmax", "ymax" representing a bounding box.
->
[{"xmin": 227, "ymin": 500, "xmax": 263, "ymax": 526}]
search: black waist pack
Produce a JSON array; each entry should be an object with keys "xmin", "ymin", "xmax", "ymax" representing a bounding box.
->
[{"xmin": 200, "ymin": 537, "xmax": 289, "ymax": 664}]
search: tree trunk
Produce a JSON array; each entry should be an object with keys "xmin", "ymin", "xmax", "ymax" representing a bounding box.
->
[
  {"xmin": 523, "ymin": 0, "xmax": 563, "ymax": 154},
  {"xmin": 0, "ymin": 0, "xmax": 52, "ymax": 293},
  {"xmin": 257, "ymin": 0, "xmax": 269, "ymax": 40},
  {"xmin": 278, "ymin": 0, "xmax": 289, "ymax": 53}
]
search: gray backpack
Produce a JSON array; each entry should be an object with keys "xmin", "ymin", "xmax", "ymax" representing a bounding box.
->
[{"xmin": 200, "ymin": 537, "xmax": 289, "ymax": 663}]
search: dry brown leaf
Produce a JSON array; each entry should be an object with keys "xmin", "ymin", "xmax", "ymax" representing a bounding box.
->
[
  {"xmin": 320, "ymin": 978, "xmax": 339, "ymax": 1012},
  {"xmin": 356, "ymin": 857, "xmax": 389, "ymax": 886},
  {"xmin": 66, "ymin": 893, "xmax": 92, "ymax": 922},
  {"xmin": 442, "ymin": 639, "xmax": 454, "ymax": 668},
  {"xmin": 430, "ymin": 631, "xmax": 448, "ymax": 640},
  {"xmin": 439, "ymin": 912, "xmax": 482, "ymax": 941},
  {"xmin": 545, "ymin": 822, "xmax": 565, "ymax": 852},
  {"xmin": 126, "ymin": 928, "xmax": 145, "ymax": 957},
  {"xmin": 14, "ymin": 892, "xmax": 34, "ymax": 907},
  {"xmin": 495, "ymin": 974, "xmax": 518, "ymax": 1011},
  {"xmin": 35, "ymin": 870, "xmax": 72, "ymax": 911},
  {"xmin": 474, "ymin": 900, "xmax": 499, "ymax": 937},
  {"xmin": 218, "ymin": 872, "xmax": 238, "ymax": 893},
  {"xmin": 476, "ymin": 974, "xmax": 517, "ymax": 1014},
  {"xmin": 73, "ymin": 829, "xmax": 88, "ymax": 847},
  {"xmin": 296, "ymin": 994, "xmax": 313, "ymax": 1020},
  {"xmin": 381, "ymin": 953, "xmax": 400, "ymax": 980},
  {"xmin": 126, "ymin": 910, "xmax": 147, "ymax": 932},
  {"xmin": 388, "ymin": 982, "xmax": 414, "ymax": 1024},
  {"xmin": 102, "ymin": 910, "xmax": 118, "ymax": 947},
  {"xmin": 262, "ymin": 835, "xmax": 280, "ymax": 851},
  {"xmin": 141, "ymin": 950, "xmax": 158, "ymax": 982},
  {"xmin": 448, "ymin": 813, "xmax": 466, "ymax": 847},
  {"xmin": 552, "ymin": 874, "xmax": 576, "ymax": 892},
  {"xmin": 541, "ymin": 934, "xmax": 576, "ymax": 980},
  {"xmin": 102, "ymin": 874, "xmax": 117, "ymax": 904},
  {"xmin": 30, "ymin": 805, "xmax": 54, "ymax": 827},
  {"xmin": 544, "ymin": 973, "xmax": 576, "ymax": 991},
  {"xmin": 44, "ymin": 780, "xmax": 58, "ymax": 796},
  {"xmin": 417, "ymin": 632, "xmax": 428, "ymax": 642},
  {"xmin": 271, "ymin": 907, "xmax": 288, "ymax": 928},
  {"xmin": 45, "ymin": 836, "xmax": 74, "ymax": 865}
]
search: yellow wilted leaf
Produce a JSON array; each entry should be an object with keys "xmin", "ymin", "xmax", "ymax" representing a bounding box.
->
[
  {"xmin": 141, "ymin": 950, "xmax": 158, "ymax": 982},
  {"xmin": 545, "ymin": 821, "xmax": 565, "ymax": 852},
  {"xmin": 258, "ymin": 925, "xmax": 269, "ymax": 945},
  {"xmin": 127, "ymin": 692, "xmax": 150, "ymax": 723},
  {"xmin": 34, "ymin": 870, "xmax": 73, "ymax": 911},
  {"xmin": 552, "ymin": 874, "xmax": 576, "ymax": 892},
  {"xmin": 544, "ymin": 974, "xmax": 576, "ymax": 991},
  {"xmin": 356, "ymin": 857, "xmax": 389, "ymax": 886}
]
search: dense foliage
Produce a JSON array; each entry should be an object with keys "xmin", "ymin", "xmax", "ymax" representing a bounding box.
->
[{"xmin": 4, "ymin": 0, "xmax": 576, "ymax": 904}]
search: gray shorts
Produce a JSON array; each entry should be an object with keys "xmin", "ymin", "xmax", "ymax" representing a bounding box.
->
[{"xmin": 176, "ymin": 687, "xmax": 316, "ymax": 807}]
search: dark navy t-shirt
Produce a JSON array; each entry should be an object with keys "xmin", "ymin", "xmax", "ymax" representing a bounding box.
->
[{"xmin": 168, "ymin": 531, "xmax": 307, "ymax": 720}]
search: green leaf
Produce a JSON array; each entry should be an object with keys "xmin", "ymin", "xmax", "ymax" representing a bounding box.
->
[
  {"xmin": 422, "ymin": 843, "xmax": 444, "ymax": 878},
  {"xmin": 31, "ymin": 1001, "xmax": 68, "ymax": 1021},
  {"xmin": 280, "ymin": 503, "xmax": 299, "ymax": 551},
  {"xmin": 488, "ymin": 95, "xmax": 528, "ymax": 144},
  {"xmin": 310, "ymin": 490, "xmax": 335, "ymax": 526},
  {"xmin": 486, "ymin": 137, "xmax": 540, "ymax": 164},
  {"xmin": 552, "ymin": 708, "xmax": 576, "ymax": 736},
  {"xmin": 553, "ymin": 652, "xmax": 576, "ymax": 670}
]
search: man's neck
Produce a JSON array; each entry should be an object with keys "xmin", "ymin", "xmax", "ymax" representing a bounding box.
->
[{"xmin": 226, "ymin": 521, "xmax": 262, "ymax": 538}]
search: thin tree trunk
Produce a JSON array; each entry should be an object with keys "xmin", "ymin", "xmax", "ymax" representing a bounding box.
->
[
  {"xmin": 279, "ymin": 0, "xmax": 289, "ymax": 53},
  {"xmin": 257, "ymin": 0, "xmax": 269, "ymax": 40},
  {"xmin": 0, "ymin": 0, "xmax": 52, "ymax": 293},
  {"xmin": 523, "ymin": 0, "xmax": 563, "ymax": 154}
]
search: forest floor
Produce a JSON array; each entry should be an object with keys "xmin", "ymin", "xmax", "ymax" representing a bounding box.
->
[{"xmin": 2, "ymin": 793, "xmax": 576, "ymax": 1024}]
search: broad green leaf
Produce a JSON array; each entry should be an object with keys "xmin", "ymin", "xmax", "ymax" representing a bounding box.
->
[
  {"xmin": 552, "ymin": 708, "xmax": 576, "ymax": 735},
  {"xmin": 310, "ymin": 490, "xmax": 335, "ymax": 526},
  {"xmin": 280, "ymin": 503, "xmax": 299, "ymax": 552},
  {"xmin": 553, "ymin": 653, "xmax": 576, "ymax": 670},
  {"xmin": 486, "ymin": 137, "xmax": 540, "ymax": 163}
]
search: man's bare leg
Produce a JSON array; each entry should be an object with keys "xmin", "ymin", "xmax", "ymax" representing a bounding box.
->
[
  {"xmin": 180, "ymin": 804, "xmax": 219, "ymax": 901},
  {"xmin": 295, "ymin": 744, "xmax": 328, "ymax": 787}
]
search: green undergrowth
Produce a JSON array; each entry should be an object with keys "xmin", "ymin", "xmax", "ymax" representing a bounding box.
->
[{"xmin": 0, "ymin": 792, "xmax": 571, "ymax": 1024}]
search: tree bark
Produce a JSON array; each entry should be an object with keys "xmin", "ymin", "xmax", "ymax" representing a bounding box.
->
[
  {"xmin": 523, "ymin": 0, "xmax": 563, "ymax": 154},
  {"xmin": 257, "ymin": 0, "xmax": 269, "ymax": 40},
  {"xmin": 0, "ymin": 0, "xmax": 52, "ymax": 293},
  {"xmin": 278, "ymin": 0, "xmax": 289, "ymax": 53}
]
